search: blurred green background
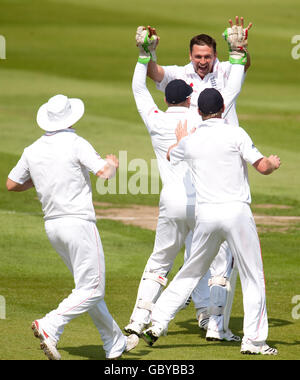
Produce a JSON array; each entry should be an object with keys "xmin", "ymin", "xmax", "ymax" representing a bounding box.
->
[
  {"xmin": 0, "ymin": 0, "xmax": 299, "ymax": 360},
  {"xmin": 0, "ymin": 0, "xmax": 300, "ymax": 203}
]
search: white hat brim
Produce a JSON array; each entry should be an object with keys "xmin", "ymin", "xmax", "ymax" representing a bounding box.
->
[{"xmin": 37, "ymin": 98, "xmax": 85, "ymax": 132}]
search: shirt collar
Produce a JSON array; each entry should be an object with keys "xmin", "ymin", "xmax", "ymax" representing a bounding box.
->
[
  {"xmin": 166, "ymin": 106, "xmax": 190, "ymax": 114},
  {"xmin": 44, "ymin": 128, "xmax": 76, "ymax": 136},
  {"xmin": 200, "ymin": 117, "xmax": 224, "ymax": 127}
]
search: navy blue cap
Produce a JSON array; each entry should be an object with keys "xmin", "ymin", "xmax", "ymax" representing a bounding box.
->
[
  {"xmin": 165, "ymin": 79, "xmax": 193, "ymax": 104},
  {"xmin": 198, "ymin": 88, "xmax": 224, "ymax": 114}
]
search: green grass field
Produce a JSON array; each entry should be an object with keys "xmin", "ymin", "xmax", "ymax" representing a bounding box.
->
[{"xmin": 0, "ymin": 0, "xmax": 300, "ymax": 361}]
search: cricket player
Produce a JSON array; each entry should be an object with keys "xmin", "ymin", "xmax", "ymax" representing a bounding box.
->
[
  {"xmin": 6, "ymin": 94, "xmax": 139, "ymax": 360},
  {"xmin": 124, "ymin": 27, "xmax": 245, "ymax": 341},
  {"xmin": 146, "ymin": 16, "xmax": 252, "ymax": 125},
  {"xmin": 140, "ymin": 17, "xmax": 252, "ymax": 337},
  {"xmin": 143, "ymin": 88, "xmax": 280, "ymax": 355}
]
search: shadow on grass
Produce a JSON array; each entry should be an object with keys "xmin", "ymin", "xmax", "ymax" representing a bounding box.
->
[
  {"xmin": 60, "ymin": 317, "xmax": 295, "ymax": 360},
  {"xmin": 175, "ymin": 316, "xmax": 293, "ymax": 336},
  {"xmin": 60, "ymin": 345, "xmax": 148, "ymax": 360},
  {"xmin": 174, "ymin": 316, "xmax": 244, "ymax": 337},
  {"xmin": 60, "ymin": 345, "xmax": 105, "ymax": 360}
]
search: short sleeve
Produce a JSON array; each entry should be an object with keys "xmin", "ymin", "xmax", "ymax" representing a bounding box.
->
[
  {"xmin": 237, "ymin": 127, "xmax": 264, "ymax": 165},
  {"xmin": 75, "ymin": 137, "xmax": 107, "ymax": 175},
  {"xmin": 8, "ymin": 150, "xmax": 31, "ymax": 184}
]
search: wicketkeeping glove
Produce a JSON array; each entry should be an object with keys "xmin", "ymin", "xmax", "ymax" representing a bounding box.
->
[
  {"xmin": 136, "ymin": 26, "xmax": 158, "ymax": 64},
  {"xmin": 223, "ymin": 25, "xmax": 248, "ymax": 65}
]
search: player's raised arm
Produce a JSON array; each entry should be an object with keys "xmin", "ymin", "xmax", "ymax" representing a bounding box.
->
[
  {"xmin": 140, "ymin": 25, "xmax": 165, "ymax": 83},
  {"xmin": 222, "ymin": 63, "xmax": 245, "ymax": 119},
  {"xmin": 223, "ymin": 16, "xmax": 253, "ymax": 72},
  {"xmin": 133, "ymin": 26, "xmax": 159, "ymax": 124}
]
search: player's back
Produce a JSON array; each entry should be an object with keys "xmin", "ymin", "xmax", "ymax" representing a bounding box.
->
[
  {"xmin": 181, "ymin": 119, "xmax": 254, "ymax": 204},
  {"xmin": 24, "ymin": 130, "xmax": 96, "ymax": 221},
  {"xmin": 147, "ymin": 106, "xmax": 198, "ymax": 194}
]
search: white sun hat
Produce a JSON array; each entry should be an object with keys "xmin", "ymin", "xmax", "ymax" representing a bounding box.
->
[{"xmin": 37, "ymin": 94, "xmax": 85, "ymax": 132}]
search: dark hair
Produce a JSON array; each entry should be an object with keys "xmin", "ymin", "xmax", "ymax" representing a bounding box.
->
[{"xmin": 189, "ymin": 34, "xmax": 217, "ymax": 54}]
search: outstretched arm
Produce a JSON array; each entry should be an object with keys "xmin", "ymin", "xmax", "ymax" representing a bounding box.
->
[
  {"xmin": 253, "ymin": 155, "xmax": 281, "ymax": 175},
  {"xmin": 147, "ymin": 60, "xmax": 165, "ymax": 82},
  {"xmin": 96, "ymin": 155, "xmax": 119, "ymax": 180},
  {"xmin": 132, "ymin": 62, "xmax": 157, "ymax": 121},
  {"xmin": 141, "ymin": 26, "xmax": 165, "ymax": 83},
  {"xmin": 222, "ymin": 63, "xmax": 245, "ymax": 119},
  {"xmin": 134, "ymin": 26, "xmax": 160, "ymax": 124}
]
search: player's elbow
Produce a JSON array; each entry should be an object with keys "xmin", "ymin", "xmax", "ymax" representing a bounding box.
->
[{"xmin": 6, "ymin": 178, "xmax": 16, "ymax": 191}]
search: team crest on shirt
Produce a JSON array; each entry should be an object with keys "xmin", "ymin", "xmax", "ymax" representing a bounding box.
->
[{"xmin": 210, "ymin": 75, "xmax": 222, "ymax": 92}]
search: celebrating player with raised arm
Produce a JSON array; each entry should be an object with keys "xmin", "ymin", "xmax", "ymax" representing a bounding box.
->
[
  {"xmin": 146, "ymin": 16, "xmax": 252, "ymax": 125},
  {"xmin": 135, "ymin": 17, "xmax": 253, "ymax": 341},
  {"xmin": 143, "ymin": 88, "xmax": 280, "ymax": 356},
  {"xmin": 124, "ymin": 26, "xmax": 245, "ymax": 342}
]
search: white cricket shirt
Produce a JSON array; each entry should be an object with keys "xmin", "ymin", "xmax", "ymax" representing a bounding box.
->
[
  {"xmin": 156, "ymin": 59, "xmax": 246, "ymax": 126},
  {"xmin": 8, "ymin": 129, "xmax": 107, "ymax": 221},
  {"xmin": 133, "ymin": 62, "xmax": 197, "ymax": 194},
  {"xmin": 133, "ymin": 62, "xmax": 245, "ymax": 193},
  {"xmin": 170, "ymin": 118, "xmax": 264, "ymax": 204}
]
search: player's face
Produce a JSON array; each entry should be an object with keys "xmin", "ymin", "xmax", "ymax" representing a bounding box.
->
[{"xmin": 190, "ymin": 44, "xmax": 216, "ymax": 79}]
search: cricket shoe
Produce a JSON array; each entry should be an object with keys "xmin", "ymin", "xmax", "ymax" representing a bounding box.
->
[
  {"xmin": 206, "ymin": 328, "xmax": 241, "ymax": 342},
  {"xmin": 108, "ymin": 334, "xmax": 140, "ymax": 360},
  {"xmin": 126, "ymin": 334, "xmax": 140, "ymax": 352},
  {"xmin": 197, "ymin": 309, "xmax": 210, "ymax": 331},
  {"xmin": 241, "ymin": 339, "xmax": 278, "ymax": 355},
  {"xmin": 31, "ymin": 320, "xmax": 61, "ymax": 360},
  {"xmin": 142, "ymin": 324, "xmax": 165, "ymax": 347},
  {"xmin": 124, "ymin": 321, "xmax": 145, "ymax": 337}
]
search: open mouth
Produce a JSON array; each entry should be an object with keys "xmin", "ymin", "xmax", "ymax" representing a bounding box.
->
[{"xmin": 198, "ymin": 65, "xmax": 208, "ymax": 73}]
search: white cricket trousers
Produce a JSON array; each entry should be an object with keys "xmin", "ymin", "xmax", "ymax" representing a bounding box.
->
[
  {"xmin": 129, "ymin": 186, "xmax": 210, "ymax": 325},
  {"xmin": 42, "ymin": 217, "xmax": 126, "ymax": 359},
  {"xmin": 151, "ymin": 202, "xmax": 268, "ymax": 343}
]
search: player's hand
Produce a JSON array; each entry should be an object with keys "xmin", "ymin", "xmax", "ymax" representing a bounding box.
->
[
  {"xmin": 175, "ymin": 120, "xmax": 188, "ymax": 143},
  {"xmin": 147, "ymin": 25, "xmax": 160, "ymax": 62},
  {"xmin": 223, "ymin": 16, "xmax": 253, "ymax": 65},
  {"xmin": 105, "ymin": 154, "xmax": 119, "ymax": 169},
  {"xmin": 224, "ymin": 16, "xmax": 253, "ymax": 50},
  {"xmin": 147, "ymin": 26, "xmax": 160, "ymax": 46},
  {"xmin": 136, "ymin": 26, "xmax": 159, "ymax": 64},
  {"xmin": 166, "ymin": 143, "xmax": 178, "ymax": 161},
  {"xmin": 268, "ymin": 155, "xmax": 281, "ymax": 171},
  {"xmin": 97, "ymin": 154, "xmax": 119, "ymax": 180}
]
